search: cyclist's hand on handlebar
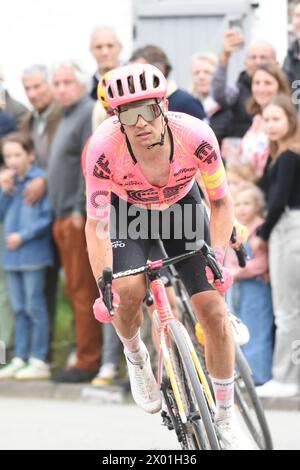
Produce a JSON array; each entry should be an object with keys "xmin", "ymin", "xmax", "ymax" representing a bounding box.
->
[
  {"xmin": 205, "ymin": 246, "xmax": 233, "ymax": 293},
  {"xmin": 93, "ymin": 279, "xmax": 120, "ymax": 324}
]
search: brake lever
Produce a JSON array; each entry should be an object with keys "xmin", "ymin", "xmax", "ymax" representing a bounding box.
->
[
  {"xmin": 102, "ymin": 267, "xmax": 114, "ymax": 314},
  {"xmin": 200, "ymin": 242, "xmax": 224, "ymax": 283}
]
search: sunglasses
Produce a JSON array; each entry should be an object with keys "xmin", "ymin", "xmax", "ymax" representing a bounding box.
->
[{"xmin": 117, "ymin": 103, "xmax": 163, "ymax": 126}]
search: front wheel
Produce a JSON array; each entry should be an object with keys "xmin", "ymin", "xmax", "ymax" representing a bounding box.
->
[{"xmin": 166, "ymin": 320, "xmax": 220, "ymax": 450}]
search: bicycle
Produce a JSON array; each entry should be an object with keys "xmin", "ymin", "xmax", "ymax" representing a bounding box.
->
[{"xmin": 100, "ymin": 241, "xmax": 224, "ymax": 450}]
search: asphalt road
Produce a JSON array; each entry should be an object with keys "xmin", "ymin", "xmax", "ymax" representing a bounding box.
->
[{"xmin": 0, "ymin": 397, "xmax": 299, "ymax": 450}]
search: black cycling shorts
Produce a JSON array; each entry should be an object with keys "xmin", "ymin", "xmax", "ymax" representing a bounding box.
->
[{"xmin": 110, "ymin": 183, "xmax": 213, "ymax": 297}]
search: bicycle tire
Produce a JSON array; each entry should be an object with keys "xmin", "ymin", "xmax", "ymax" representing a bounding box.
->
[
  {"xmin": 167, "ymin": 320, "xmax": 220, "ymax": 450},
  {"xmin": 234, "ymin": 344, "xmax": 273, "ymax": 450}
]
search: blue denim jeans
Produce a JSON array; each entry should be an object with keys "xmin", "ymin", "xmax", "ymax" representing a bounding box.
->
[
  {"xmin": 227, "ymin": 279, "xmax": 274, "ymax": 385},
  {"xmin": 6, "ymin": 269, "xmax": 49, "ymax": 361}
]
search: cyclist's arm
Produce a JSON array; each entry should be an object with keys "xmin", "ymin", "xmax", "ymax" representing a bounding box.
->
[
  {"xmin": 210, "ymin": 194, "xmax": 234, "ymax": 251},
  {"xmin": 84, "ymin": 131, "xmax": 113, "ymax": 281},
  {"xmin": 193, "ymin": 121, "xmax": 234, "ymax": 250},
  {"xmin": 85, "ymin": 218, "xmax": 112, "ymax": 281}
]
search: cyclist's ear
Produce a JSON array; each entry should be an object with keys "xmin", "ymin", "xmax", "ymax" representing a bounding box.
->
[{"xmin": 164, "ymin": 98, "xmax": 169, "ymax": 112}]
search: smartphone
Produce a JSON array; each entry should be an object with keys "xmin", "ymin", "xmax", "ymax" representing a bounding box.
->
[
  {"xmin": 228, "ymin": 17, "xmax": 244, "ymax": 34},
  {"xmin": 228, "ymin": 18, "xmax": 245, "ymax": 49}
]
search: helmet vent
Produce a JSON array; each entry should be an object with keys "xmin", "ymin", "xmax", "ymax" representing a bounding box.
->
[
  {"xmin": 127, "ymin": 75, "xmax": 135, "ymax": 93},
  {"xmin": 139, "ymin": 72, "xmax": 147, "ymax": 91},
  {"xmin": 153, "ymin": 74, "xmax": 160, "ymax": 89},
  {"xmin": 117, "ymin": 79, "xmax": 124, "ymax": 96},
  {"xmin": 107, "ymin": 85, "xmax": 113, "ymax": 99}
]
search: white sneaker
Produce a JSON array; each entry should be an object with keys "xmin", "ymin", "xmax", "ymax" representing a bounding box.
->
[
  {"xmin": 217, "ymin": 416, "xmax": 254, "ymax": 450},
  {"xmin": 229, "ymin": 312, "xmax": 250, "ymax": 346},
  {"xmin": 0, "ymin": 358, "xmax": 26, "ymax": 380},
  {"xmin": 91, "ymin": 363, "xmax": 118, "ymax": 387},
  {"xmin": 125, "ymin": 348, "xmax": 162, "ymax": 414},
  {"xmin": 256, "ymin": 380, "xmax": 299, "ymax": 398},
  {"xmin": 15, "ymin": 358, "xmax": 50, "ymax": 380}
]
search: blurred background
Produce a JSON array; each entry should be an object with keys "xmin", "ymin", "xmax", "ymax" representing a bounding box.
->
[{"xmin": 0, "ymin": 0, "xmax": 294, "ymax": 105}]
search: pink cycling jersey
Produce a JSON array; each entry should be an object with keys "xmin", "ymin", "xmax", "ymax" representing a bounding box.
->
[{"xmin": 85, "ymin": 112, "xmax": 228, "ymax": 220}]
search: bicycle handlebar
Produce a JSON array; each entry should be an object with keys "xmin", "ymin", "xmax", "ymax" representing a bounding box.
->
[{"xmin": 98, "ymin": 241, "xmax": 224, "ymax": 311}]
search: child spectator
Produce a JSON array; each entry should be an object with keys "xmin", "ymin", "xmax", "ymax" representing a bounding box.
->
[
  {"xmin": 0, "ymin": 133, "xmax": 53, "ymax": 380},
  {"xmin": 226, "ymin": 182, "xmax": 274, "ymax": 386},
  {"xmin": 226, "ymin": 163, "xmax": 256, "ymax": 197}
]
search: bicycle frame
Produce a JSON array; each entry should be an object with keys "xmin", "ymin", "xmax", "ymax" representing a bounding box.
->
[{"xmin": 149, "ymin": 271, "xmax": 216, "ymax": 423}]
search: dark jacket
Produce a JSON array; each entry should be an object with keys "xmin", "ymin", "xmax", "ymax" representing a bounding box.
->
[
  {"xmin": 283, "ymin": 39, "xmax": 300, "ymax": 86},
  {"xmin": 4, "ymin": 91, "xmax": 28, "ymax": 129},
  {"xmin": 168, "ymin": 88, "xmax": 206, "ymax": 121},
  {"xmin": 229, "ymin": 71, "xmax": 253, "ymax": 137},
  {"xmin": 212, "ymin": 65, "xmax": 253, "ymax": 138},
  {"xmin": 0, "ymin": 110, "xmax": 16, "ymax": 138},
  {"xmin": 91, "ymin": 74, "xmax": 99, "ymax": 101},
  {"xmin": 209, "ymin": 107, "xmax": 234, "ymax": 144},
  {"xmin": 0, "ymin": 111, "xmax": 16, "ymax": 165}
]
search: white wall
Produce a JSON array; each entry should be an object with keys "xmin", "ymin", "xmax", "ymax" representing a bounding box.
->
[
  {"xmin": 251, "ymin": 0, "xmax": 288, "ymax": 65},
  {"xmin": 1, "ymin": 0, "xmax": 133, "ymax": 106}
]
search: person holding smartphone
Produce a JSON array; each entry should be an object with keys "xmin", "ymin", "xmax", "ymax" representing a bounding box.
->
[{"xmin": 212, "ymin": 26, "xmax": 277, "ymax": 139}]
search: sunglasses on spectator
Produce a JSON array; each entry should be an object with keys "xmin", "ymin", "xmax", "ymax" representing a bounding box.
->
[{"xmin": 118, "ymin": 102, "xmax": 163, "ymax": 126}]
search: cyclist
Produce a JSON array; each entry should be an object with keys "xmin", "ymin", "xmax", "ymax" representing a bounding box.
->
[{"xmin": 85, "ymin": 63, "xmax": 251, "ymax": 449}]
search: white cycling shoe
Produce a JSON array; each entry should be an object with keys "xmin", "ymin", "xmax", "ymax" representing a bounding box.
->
[
  {"xmin": 229, "ymin": 312, "xmax": 250, "ymax": 346},
  {"xmin": 125, "ymin": 345, "xmax": 162, "ymax": 414},
  {"xmin": 217, "ymin": 416, "xmax": 254, "ymax": 450}
]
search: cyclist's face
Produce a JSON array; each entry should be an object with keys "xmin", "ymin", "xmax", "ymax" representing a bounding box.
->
[
  {"xmin": 120, "ymin": 99, "xmax": 166, "ymax": 148},
  {"xmin": 262, "ymin": 104, "xmax": 289, "ymax": 142},
  {"xmin": 234, "ymin": 191, "xmax": 258, "ymax": 225}
]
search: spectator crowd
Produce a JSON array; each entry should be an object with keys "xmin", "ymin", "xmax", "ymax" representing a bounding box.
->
[{"xmin": 1, "ymin": 3, "xmax": 300, "ymax": 399}]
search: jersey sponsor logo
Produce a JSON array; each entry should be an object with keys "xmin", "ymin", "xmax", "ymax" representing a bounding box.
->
[
  {"xmin": 113, "ymin": 265, "xmax": 146, "ymax": 278},
  {"xmin": 202, "ymin": 166, "xmax": 226, "ymax": 190},
  {"xmin": 174, "ymin": 167, "xmax": 196, "ymax": 177},
  {"xmin": 124, "ymin": 181, "xmax": 143, "ymax": 187},
  {"xmin": 175, "ymin": 175, "xmax": 193, "ymax": 183},
  {"xmin": 127, "ymin": 188, "xmax": 159, "ymax": 203},
  {"xmin": 194, "ymin": 141, "xmax": 213, "ymax": 160},
  {"xmin": 203, "ymin": 150, "xmax": 218, "ymax": 165},
  {"xmin": 93, "ymin": 153, "xmax": 111, "ymax": 179},
  {"xmin": 163, "ymin": 183, "xmax": 188, "ymax": 199},
  {"xmin": 194, "ymin": 141, "xmax": 219, "ymax": 165},
  {"xmin": 90, "ymin": 190, "xmax": 110, "ymax": 209}
]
